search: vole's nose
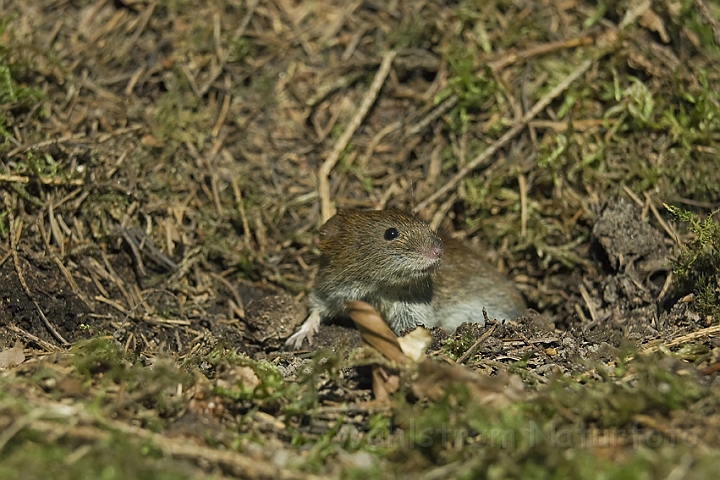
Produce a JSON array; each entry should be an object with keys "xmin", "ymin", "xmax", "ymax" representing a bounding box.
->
[{"xmin": 428, "ymin": 245, "xmax": 443, "ymax": 260}]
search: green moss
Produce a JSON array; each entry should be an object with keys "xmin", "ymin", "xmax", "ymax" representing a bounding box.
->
[
  {"xmin": 675, "ymin": 0, "xmax": 720, "ymax": 52},
  {"xmin": 547, "ymin": 352, "xmax": 705, "ymax": 426},
  {"xmin": 659, "ymin": 72, "xmax": 720, "ymax": 147},
  {"xmin": 0, "ymin": 210, "xmax": 8, "ymax": 239},
  {"xmin": 227, "ymin": 37, "xmax": 257, "ymax": 63},
  {"xmin": 78, "ymin": 191, "xmax": 134, "ymax": 240},
  {"xmin": 0, "ymin": 64, "xmax": 42, "ymax": 106},
  {"xmin": 665, "ymin": 204, "xmax": 720, "ymax": 320},
  {"xmin": 187, "ymin": 346, "xmax": 348, "ymax": 419},
  {"xmin": 151, "ymin": 71, "xmax": 216, "ymax": 154},
  {"xmin": 0, "ymin": 433, "xmax": 202, "ymax": 480},
  {"xmin": 70, "ymin": 338, "xmax": 188, "ymax": 418},
  {"xmin": 0, "ymin": 16, "xmax": 45, "ymax": 142},
  {"xmin": 436, "ymin": 41, "xmax": 498, "ymax": 134},
  {"xmin": 0, "ymin": 17, "xmax": 43, "ymax": 103},
  {"xmin": 387, "ymin": 10, "xmax": 436, "ymax": 51},
  {"xmin": 441, "ymin": 330, "xmax": 479, "ymax": 361},
  {"xmin": 383, "ymin": 349, "xmax": 716, "ymax": 478},
  {"xmin": 201, "ymin": 349, "xmax": 289, "ymax": 405},
  {"xmin": 156, "ymin": 0, "xmax": 189, "ymax": 12},
  {"xmin": 604, "ymin": 77, "xmax": 655, "ymax": 128}
]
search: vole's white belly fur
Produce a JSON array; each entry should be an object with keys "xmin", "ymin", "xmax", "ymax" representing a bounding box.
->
[
  {"xmin": 430, "ymin": 300, "xmax": 520, "ymax": 331},
  {"xmin": 310, "ymin": 281, "xmax": 435, "ymax": 333},
  {"xmin": 379, "ymin": 296, "xmax": 435, "ymax": 332},
  {"xmin": 310, "ymin": 280, "xmax": 522, "ymax": 334}
]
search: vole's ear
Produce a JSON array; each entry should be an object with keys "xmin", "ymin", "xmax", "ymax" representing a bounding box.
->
[{"xmin": 318, "ymin": 213, "xmax": 344, "ymax": 247}]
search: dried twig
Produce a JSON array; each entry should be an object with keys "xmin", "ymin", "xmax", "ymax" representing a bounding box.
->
[
  {"xmin": 413, "ymin": 59, "xmax": 594, "ymax": 214},
  {"xmin": 126, "ymin": 2, "xmax": 155, "ymax": 53},
  {"xmin": 233, "ymin": 0, "xmax": 258, "ymax": 40},
  {"xmin": 210, "ymin": 272, "xmax": 245, "ymax": 319},
  {"xmin": 641, "ymin": 324, "xmax": 720, "ymax": 354},
  {"xmin": 274, "ymin": 0, "xmax": 318, "ymax": 62},
  {"xmin": 622, "ymin": 184, "xmax": 644, "ymax": 207},
  {"xmin": 37, "ymin": 215, "xmax": 93, "ymax": 309},
  {"xmin": 644, "ymin": 192, "xmax": 680, "ymax": 246},
  {"xmin": 578, "ymin": 283, "xmax": 599, "ymax": 323},
  {"xmin": 518, "ymin": 174, "xmax": 527, "ymax": 237},
  {"xmin": 3, "ymin": 194, "xmax": 69, "ymax": 346},
  {"xmin": 319, "ymin": 50, "xmax": 397, "ymax": 221},
  {"xmin": 212, "ymin": 75, "xmax": 232, "ymax": 137},
  {"xmin": 357, "ymin": 121, "xmax": 402, "ymax": 169},
  {"xmin": 457, "ymin": 322, "xmax": 498, "ymax": 364},
  {"xmin": 7, "ymin": 324, "xmax": 62, "ymax": 352},
  {"xmin": 487, "ymin": 36, "xmax": 594, "ymax": 72},
  {"xmin": 6, "ymin": 135, "xmax": 82, "ymax": 158},
  {"xmin": 229, "ymin": 173, "xmax": 254, "ymax": 252},
  {"xmin": 401, "ymin": 94, "xmax": 458, "ymax": 140},
  {"xmin": 0, "ymin": 174, "xmax": 30, "ymax": 183}
]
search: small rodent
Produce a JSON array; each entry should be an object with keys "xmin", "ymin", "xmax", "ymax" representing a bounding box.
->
[{"xmin": 285, "ymin": 209, "xmax": 526, "ymax": 348}]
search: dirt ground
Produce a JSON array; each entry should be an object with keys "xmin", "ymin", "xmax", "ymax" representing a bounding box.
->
[{"xmin": 2, "ymin": 0, "xmax": 720, "ymax": 478}]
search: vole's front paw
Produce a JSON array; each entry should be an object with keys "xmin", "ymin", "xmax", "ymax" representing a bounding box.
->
[
  {"xmin": 284, "ymin": 310, "xmax": 321, "ymax": 350},
  {"xmin": 285, "ymin": 330, "xmax": 313, "ymax": 349}
]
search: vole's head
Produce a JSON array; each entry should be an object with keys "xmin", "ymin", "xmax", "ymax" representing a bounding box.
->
[{"xmin": 317, "ymin": 209, "xmax": 443, "ymax": 285}]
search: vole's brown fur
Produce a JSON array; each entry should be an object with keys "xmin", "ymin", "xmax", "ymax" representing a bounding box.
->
[{"xmin": 285, "ymin": 209, "xmax": 526, "ymax": 348}]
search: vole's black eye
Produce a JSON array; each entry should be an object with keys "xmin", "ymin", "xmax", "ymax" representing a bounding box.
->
[{"xmin": 384, "ymin": 227, "xmax": 399, "ymax": 240}]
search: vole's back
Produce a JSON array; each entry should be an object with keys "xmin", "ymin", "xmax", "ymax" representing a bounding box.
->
[{"xmin": 426, "ymin": 236, "xmax": 526, "ymax": 331}]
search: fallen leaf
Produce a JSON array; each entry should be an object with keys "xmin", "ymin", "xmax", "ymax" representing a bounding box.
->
[
  {"xmin": 347, "ymin": 300, "xmax": 406, "ymax": 365},
  {"xmin": 215, "ymin": 366, "xmax": 260, "ymax": 392},
  {"xmin": 347, "ymin": 301, "xmax": 526, "ymax": 406},
  {"xmin": 140, "ymin": 134, "xmax": 163, "ymax": 147},
  {"xmin": 236, "ymin": 366, "xmax": 261, "ymax": 391},
  {"xmin": 0, "ymin": 341, "xmax": 25, "ymax": 369},
  {"xmin": 57, "ymin": 377, "xmax": 86, "ymax": 396},
  {"xmin": 412, "ymin": 359, "xmax": 525, "ymax": 407},
  {"xmin": 397, "ymin": 328, "xmax": 432, "ymax": 362},
  {"xmin": 348, "ymin": 301, "xmax": 407, "ymax": 400},
  {"xmin": 640, "ymin": 8, "xmax": 669, "ymax": 43},
  {"xmin": 372, "ymin": 366, "xmax": 400, "ymax": 402}
]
